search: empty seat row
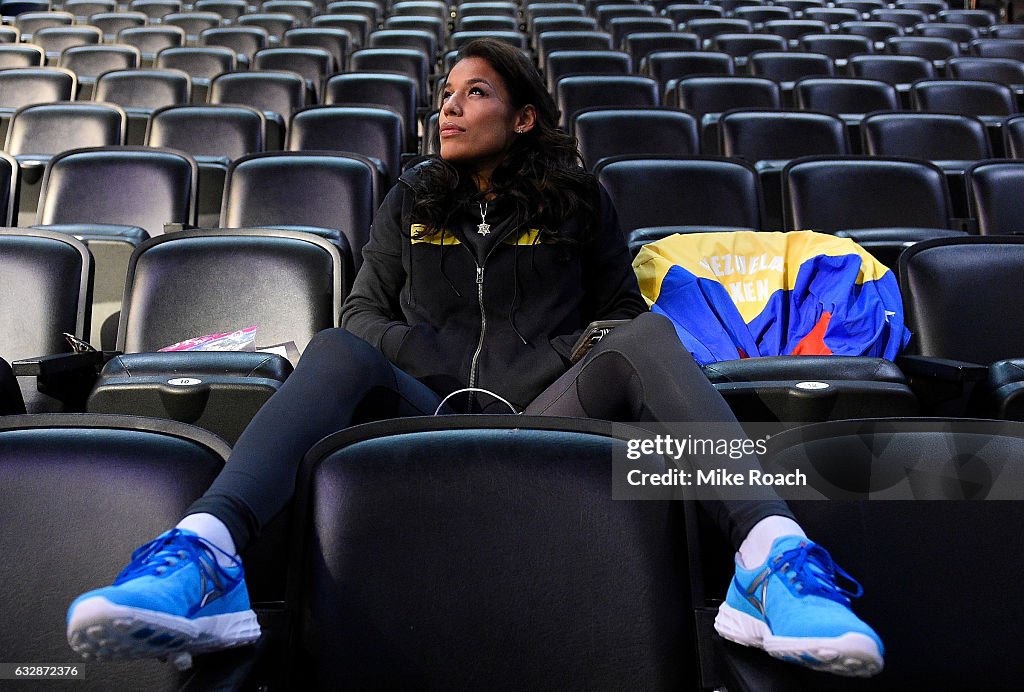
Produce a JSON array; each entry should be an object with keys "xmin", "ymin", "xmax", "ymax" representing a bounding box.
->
[
  {"xmin": 5, "ymin": 412, "xmax": 1019, "ymax": 689},
  {"xmin": 3, "ymin": 174, "xmax": 1024, "ymax": 428}
]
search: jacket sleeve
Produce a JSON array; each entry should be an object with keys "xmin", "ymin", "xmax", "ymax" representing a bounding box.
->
[
  {"xmin": 580, "ymin": 185, "xmax": 649, "ymax": 322},
  {"xmin": 549, "ymin": 186, "xmax": 649, "ymax": 361},
  {"xmin": 340, "ymin": 183, "xmax": 417, "ymax": 358},
  {"xmin": 340, "ymin": 183, "xmax": 457, "ymax": 386}
]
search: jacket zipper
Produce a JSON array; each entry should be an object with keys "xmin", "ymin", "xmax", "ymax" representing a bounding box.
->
[
  {"xmin": 468, "ymin": 265, "xmax": 485, "ymax": 396},
  {"xmin": 464, "ymin": 224, "xmax": 519, "ymax": 409}
]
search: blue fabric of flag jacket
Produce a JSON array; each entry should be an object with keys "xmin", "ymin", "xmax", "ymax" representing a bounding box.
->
[{"xmin": 341, "ymin": 160, "xmax": 647, "ymax": 410}]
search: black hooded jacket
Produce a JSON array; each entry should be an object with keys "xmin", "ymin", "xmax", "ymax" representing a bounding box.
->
[{"xmin": 340, "ymin": 161, "xmax": 648, "ymax": 410}]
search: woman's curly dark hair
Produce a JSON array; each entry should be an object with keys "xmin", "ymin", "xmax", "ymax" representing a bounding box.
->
[{"xmin": 411, "ymin": 38, "xmax": 598, "ymax": 242}]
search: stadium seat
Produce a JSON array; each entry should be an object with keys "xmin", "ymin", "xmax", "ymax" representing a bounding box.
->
[
  {"xmin": 1004, "ymin": 114, "xmax": 1024, "ymax": 158},
  {"xmin": 87, "ymin": 227, "xmax": 345, "ymax": 441},
  {"xmin": 349, "ymin": 47, "xmax": 430, "ymax": 106},
  {"xmin": 683, "ymin": 17, "xmax": 752, "ymax": 43},
  {"xmin": 219, "ymin": 150, "xmax": 375, "ymax": 274},
  {"xmin": 261, "ymin": 0, "xmax": 316, "ymax": 25},
  {"xmin": 14, "ymin": 10, "xmax": 73, "ymax": 42},
  {"xmin": 693, "ymin": 417, "xmax": 1024, "ymax": 688},
  {"xmin": 311, "ymin": 14, "xmax": 370, "ymax": 49},
  {"xmin": 783, "ymin": 156, "xmax": 962, "ymax": 269},
  {"xmin": 37, "ymin": 145, "xmax": 196, "ymax": 236},
  {"xmin": 198, "ymin": 25, "xmax": 269, "ymax": 63},
  {"xmin": 209, "ymin": 70, "xmax": 307, "ymax": 150},
  {"xmin": 237, "ymin": 13, "xmax": 297, "ymax": 45},
  {"xmin": 899, "ymin": 235, "xmax": 1024, "ymax": 416},
  {"xmin": 323, "ymin": 72, "xmax": 418, "ymax": 153},
  {"xmin": 0, "ymin": 227, "xmax": 92, "ymax": 412},
  {"xmin": 0, "ymin": 66, "xmax": 75, "ymax": 142},
  {"xmin": 674, "ymin": 76, "xmax": 781, "ymax": 154},
  {"xmin": 911, "ymin": 78, "xmax": 1017, "ymax": 149},
  {"xmin": 946, "ymin": 58, "xmax": 1024, "ymax": 124},
  {"xmin": 573, "ymin": 106, "xmax": 699, "ymax": 170},
  {"xmin": 6, "ymin": 101, "xmax": 126, "ymax": 226},
  {"xmin": 647, "ymin": 50, "xmax": 735, "ymax": 101},
  {"xmin": 59, "ymin": 44, "xmax": 140, "ymax": 99},
  {"xmin": 938, "ymin": 7, "xmax": 996, "ymax": 27},
  {"xmin": 0, "ymin": 414, "xmax": 228, "ymax": 691},
  {"xmin": 154, "ymin": 46, "xmax": 236, "ymax": 103},
  {"xmin": 607, "ymin": 16, "xmax": 675, "ymax": 49},
  {"xmin": 32, "ymin": 25, "xmax": 102, "ymax": 65},
  {"xmin": 324, "ymin": 0, "xmax": 381, "ymax": 27},
  {"xmin": 283, "ymin": 27, "xmax": 352, "ymax": 72},
  {"xmin": 710, "ymin": 33, "xmax": 788, "ymax": 67},
  {"xmin": 798, "ymin": 33, "xmax": 873, "ymax": 66},
  {"xmin": 885, "ymin": 34, "xmax": 959, "ymax": 62},
  {"xmin": 194, "ymin": 0, "xmax": 248, "ymax": 22},
  {"xmin": 536, "ymin": 30, "xmax": 612, "ymax": 72},
  {"xmin": 161, "ymin": 11, "xmax": 221, "ymax": 43},
  {"xmin": 861, "ymin": 112, "xmax": 990, "ymax": 221},
  {"xmin": 367, "ymin": 27, "xmax": 436, "ymax": 62},
  {"xmin": 252, "ymin": 46, "xmax": 334, "ymax": 101},
  {"xmin": 384, "ymin": 15, "xmax": 445, "ymax": 47},
  {"xmin": 0, "ymin": 43, "xmax": 44, "ymax": 68},
  {"xmin": 146, "ymin": 104, "xmax": 266, "ymax": 227},
  {"xmin": 595, "ymin": 155, "xmax": 763, "ymax": 245},
  {"xmin": 795, "ymin": 76, "xmax": 898, "ymax": 117},
  {"xmin": 287, "ymin": 105, "xmax": 402, "ymax": 186},
  {"xmin": 721, "ymin": 109, "xmax": 848, "ymax": 230},
  {"xmin": 966, "ymin": 159, "xmax": 1024, "ymax": 236},
  {"xmin": 94, "ymin": 68, "xmax": 191, "ymax": 145},
  {"xmin": 31, "ymin": 223, "xmax": 148, "ymax": 352},
  {"xmin": 625, "ymin": 31, "xmax": 699, "ymax": 66},
  {"xmin": 747, "ymin": 51, "xmax": 835, "ymax": 86},
  {"xmin": 914, "ymin": 21, "xmax": 979, "ymax": 46},
  {"xmin": 969, "ymin": 37, "xmax": 1024, "ymax": 61},
  {"xmin": 839, "ymin": 19, "xmax": 904, "ymax": 46},
  {"xmin": 663, "ymin": 3, "xmax": 723, "ymax": 24},
  {"xmin": 545, "ymin": 48, "xmax": 632, "ymax": 93},
  {"xmin": 116, "ymin": 25, "xmax": 185, "ymax": 66},
  {"xmin": 870, "ymin": 7, "xmax": 927, "ymax": 28},
  {"xmin": 449, "ymin": 30, "xmax": 528, "ymax": 51},
  {"xmin": 284, "ymin": 415, "xmax": 694, "ymax": 689},
  {"xmin": 90, "ymin": 11, "xmax": 147, "ymax": 43},
  {"xmin": 846, "ymin": 54, "xmax": 935, "ymax": 99},
  {"xmin": 127, "ymin": 0, "xmax": 182, "ymax": 22},
  {"xmin": 556, "ymin": 74, "xmax": 659, "ymax": 131}
]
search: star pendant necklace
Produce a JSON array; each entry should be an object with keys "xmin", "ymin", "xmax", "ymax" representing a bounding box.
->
[{"xmin": 477, "ymin": 201, "xmax": 491, "ymax": 236}]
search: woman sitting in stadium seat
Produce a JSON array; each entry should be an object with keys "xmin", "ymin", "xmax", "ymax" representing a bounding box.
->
[{"xmin": 66, "ymin": 38, "xmax": 883, "ymax": 678}]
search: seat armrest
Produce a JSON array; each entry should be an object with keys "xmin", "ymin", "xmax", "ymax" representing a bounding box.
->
[
  {"xmin": 12, "ymin": 350, "xmax": 111, "ymax": 378},
  {"xmin": 12, "ymin": 351, "xmax": 116, "ymax": 411},
  {"xmin": 895, "ymin": 354, "xmax": 988, "ymax": 383}
]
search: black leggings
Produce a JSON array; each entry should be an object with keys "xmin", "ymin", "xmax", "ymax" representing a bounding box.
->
[{"xmin": 188, "ymin": 312, "xmax": 793, "ymax": 550}]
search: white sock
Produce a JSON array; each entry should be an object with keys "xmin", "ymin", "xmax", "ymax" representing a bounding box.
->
[
  {"xmin": 736, "ymin": 515, "xmax": 807, "ymax": 569},
  {"xmin": 176, "ymin": 513, "xmax": 239, "ymax": 567}
]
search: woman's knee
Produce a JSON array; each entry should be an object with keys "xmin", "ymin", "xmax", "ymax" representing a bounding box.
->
[
  {"xmin": 302, "ymin": 327, "xmax": 376, "ymax": 363},
  {"xmin": 601, "ymin": 312, "xmax": 681, "ymax": 354},
  {"xmin": 293, "ymin": 328, "xmax": 391, "ymax": 384}
]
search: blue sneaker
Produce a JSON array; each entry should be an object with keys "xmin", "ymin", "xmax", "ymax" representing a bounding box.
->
[
  {"xmin": 67, "ymin": 529, "xmax": 261, "ymax": 661},
  {"xmin": 714, "ymin": 536, "xmax": 884, "ymax": 677}
]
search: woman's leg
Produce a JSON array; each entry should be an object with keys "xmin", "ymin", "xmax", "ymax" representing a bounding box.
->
[
  {"xmin": 526, "ymin": 312, "xmax": 883, "ymax": 677},
  {"xmin": 67, "ymin": 328, "xmax": 444, "ymax": 662},
  {"xmin": 190, "ymin": 327, "xmax": 444, "ymax": 551},
  {"xmin": 525, "ymin": 311, "xmax": 793, "ymax": 550}
]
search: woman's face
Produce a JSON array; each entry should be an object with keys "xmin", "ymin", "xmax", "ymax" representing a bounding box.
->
[{"xmin": 439, "ymin": 56, "xmax": 535, "ymax": 187}]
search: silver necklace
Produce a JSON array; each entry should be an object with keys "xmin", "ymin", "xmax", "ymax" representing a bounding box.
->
[{"xmin": 477, "ymin": 201, "xmax": 491, "ymax": 236}]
